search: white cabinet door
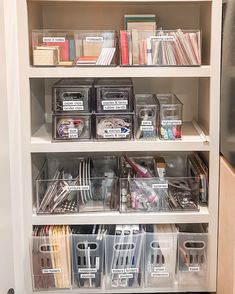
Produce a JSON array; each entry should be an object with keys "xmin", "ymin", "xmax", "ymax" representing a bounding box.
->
[{"xmin": 0, "ymin": 0, "xmax": 15, "ymax": 293}]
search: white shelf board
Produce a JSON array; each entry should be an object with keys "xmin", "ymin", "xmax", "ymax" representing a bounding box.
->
[
  {"xmin": 28, "ymin": 66, "xmax": 211, "ymax": 78},
  {"xmin": 31, "ymin": 122, "xmax": 210, "ymax": 153},
  {"xmin": 32, "ymin": 205, "xmax": 209, "ymax": 225}
]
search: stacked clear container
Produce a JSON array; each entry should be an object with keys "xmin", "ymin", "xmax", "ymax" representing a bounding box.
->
[
  {"xmin": 135, "ymin": 94, "xmax": 158, "ymax": 140},
  {"xmin": 177, "ymin": 224, "xmax": 208, "ymax": 290},
  {"xmin": 119, "ymin": 29, "xmax": 201, "ymax": 66},
  {"xmin": 52, "ymin": 78, "xmax": 93, "ymax": 142},
  {"xmin": 94, "ymin": 78, "xmax": 134, "ymax": 140},
  {"xmin": 35, "ymin": 156, "xmax": 119, "ymax": 214},
  {"xmin": 157, "ymin": 94, "xmax": 183, "ymax": 140},
  {"xmin": 32, "ymin": 30, "xmax": 117, "ymax": 67}
]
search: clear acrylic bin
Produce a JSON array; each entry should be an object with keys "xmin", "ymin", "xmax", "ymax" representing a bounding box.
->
[
  {"xmin": 157, "ymin": 94, "xmax": 183, "ymax": 140},
  {"xmin": 95, "ymin": 114, "xmax": 133, "ymax": 140},
  {"xmin": 52, "ymin": 78, "xmax": 94, "ymax": 113},
  {"xmin": 72, "ymin": 234, "xmax": 105, "ymax": 289},
  {"xmin": 36, "ymin": 156, "xmax": 119, "ymax": 214},
  {"xmin": 135, "ymin": 94, "xmax": 158, "ymax": 140},
  {"xmin": 145, "ymin": 231, "xmax": 177, "ymax": 289},
  {"xmin": 105, "ymin": 233, "xmax": 144, "ymax": 289},
  {"xmin": 74, "ymin": 31, "xmax": 117, "ymax": 66},
  {"xmin": 120, "ymin": 177, "xmax": 200, "ymax": 212},
  {"xmin": 52, "ymin": 113, "xmax": 91, "ymax": 141},
  {"xmin": 94, "ymin": 78, "xmax": 133, "ymax": 112},
  {"xmin": 30, "ymin": 235, "xmax": 72, "ymax": 291},
  {"xmin": 32, "ymin": 30, "xmax": 75, "ymax": 66},
  {"xmin": 120, "ymin": 29, "xmax": 201, "ymax": 66},
  {"xmin": 178, "ymin": 224, "xmax": 208, "ymax": 290}
]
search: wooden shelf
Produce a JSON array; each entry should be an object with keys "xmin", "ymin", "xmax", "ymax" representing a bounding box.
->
[
  {"xmin": 30, "ymin": 122, "xmax": 210, "ymax": 153},
  {"xmin": 28, "ymin": 66, "xmax": 211, "ymax": 78}
]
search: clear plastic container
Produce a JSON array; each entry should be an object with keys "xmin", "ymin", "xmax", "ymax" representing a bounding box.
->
[
  {"xmin": 52, "ymin": 78, "xmax": 94, "ymax": 113},
  {"xmin": 72, "ymin": 234, "xmax": 105, "ymax": 289},
  {"xmin": 145, "ymin": 229, "xmax": 177, "ymax": 289},
  {"xmin": 94, "ymin": 78, "xmax": 133, "ymax": 112},
  {"xmin": 120, "ymin": 177, "xmax": 200, "ymax": 213},
  {"xmin": 178, "ymin": 224, "xmax": 208, "ymax": 290},
  {"xmin": 135, "ymin": 94, "xmax": 158, "ymax": 140},
  {"xmin": 30, "ymin": 235, "xmax": 72, "ymax": 291},
  {"xmin": 119, "ymin": 29, "xmax": 201, "ymax": 66},
  {"xmin": 32, "ymin": 30, "xmax": 75, "ymax": 66},
  {"xmin": 74, "ymin": 31, "xmax": 117, "ymax": 66},
  {"xmin": 52, "ymin": 114, "xmax": 91, "ymax": 141},
  {"xmin": 105, "ymin": 232, "xmax": 144, "ymax": 289},
  {"xmin": 35, "ymin": 156, "xmax": 119, "ymax": 214},
  {"xmin": 157, "ymin": 94, "xmax": 183, "ymax": 140},
  {"xmin": 95, "ymin": 114, "xmax": 133, "ymax": 140}
]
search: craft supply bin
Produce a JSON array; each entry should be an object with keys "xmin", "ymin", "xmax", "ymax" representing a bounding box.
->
[
  {"xmin": 145, "ymin": 232, "xmax": 177, "ymax": 289},
  {"xmin": 32, "ymin": 30, "xmax": 75, "ymax": 67},
  {"xmin": 95, "ymin": 113, "xmax": 134, "ymax": 140},
  {"xmin": 30, "ymin": 235, "xmax": 72, "ymax": 291},
  {"xmin": 120, "ymin": 177, "xmax": 200, "ymax": 213},
  {"xmin": 135, "ymin": 94, "xmax": 158, "ymax": 140},
  {"xmin": 105, "ymin": 232, "xmax": 144, "ymax": 290},
  {"xmin": 52, "ymin": 78, "xmax": 93, "ymax": 113},
  {"xmin": 74, "ymin": 31, "xmax": 117, "ymax": 66},
  {"xmin": 94, "ymin": 78, "xmax": 133, "ymax": 113},
  {"xmin": 157, "ymin": 94, "xmax": 183, "ymax": 140},
  {"xmin": 52, "ymin": 114, "xmax": 91, "ymax": 141},
  {"xmin": 72, "ymin": 234, "xmax": 105, "ymax": 289},
  {"xmin": 119, "ymin": 30, "xmax": 201, "ymax": 66},
  {"xmin": 178, "ymin": 224, "xmax": 208, "ymax": 290}
]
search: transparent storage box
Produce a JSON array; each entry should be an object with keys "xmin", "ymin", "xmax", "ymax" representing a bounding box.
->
[
  {"xmin": 30, "ymin": 235, "xmax": 72, "ymax": 291},
  {"xmin": 157, "ymin": 94, "xmax": 183, "ymax": 140},
  {"xmin": 95, "ymin": 114, "xmax": 133, "ymax": 140},
  {"xmin": 32, "ymin": 30, "xmax": 75, "ymax": 66},
  {"xmin": 94, "ymin": 78, "xmax": 133, "ymax": 112},
  {"xmin": 178, "ymin": 224, "xmax": 208, "ymax": 290},
  {"xmin": 119, "ymin": 29, "xmax": 201, "ymax": 66},
  {"xmin": 74, "ymin": 31, "xmax": 117, "ymax": 66},
  {"xmin": 105, "ymin": 232, "xmax": 144, "ymax": 289},
  {"xmin": 145, "ymin": 228, "xmax": 177, "ymax": 289},
  {"xmin": 120, "ymin": 177, "xmax": 199, "ymax": 213},
  {"xmin": 52, "ymin": 78, "xmax": 94, "ymax": 113},
  {"xmin": 52, "ymin": 113, "xmax": 91, "ymax": 141},
  {"xmin": 72, "ymin": 234, "xmax": 105, "ymax": 289},
  {"xmin": 36, "ymin": 156, "xmax": 119, "ymax": 214},
  {"xmin": 135, "ymin": 94, "xmax": 158, "ymax": 140}
]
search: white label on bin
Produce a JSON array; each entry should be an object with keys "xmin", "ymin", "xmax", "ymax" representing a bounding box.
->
[
  {"xmin": 161, "ymin": 120, "xmax": 182, "ymax": 126},
  {"xmin": 68, "ymin": 128, "xmax": 78, "ymax": 138},
  {"xmin": 79, "ymin": 268, "xmax": 97, "ymax": 273},
  {"xmin": 140, "ymin": 126, "xmax": 154, "ymax": 131},
  {"xmin": 141, "ymin": 120, "xmax": 152, "ymax": 126},
  {"xmin": 118, "ymin": 274, "xmax": 133, "ymax": 279},
  {"xmin": 77, "ymin": 185, "xmax": 90, "ymax": 191},
  {"xmin": 81, "ymin": 274, "xmax": 96, "ymax": 278},
  {"xmin": 102, "ymin": 100, "xmax": 128, "ymax": 106},
  {"xmin": 63, "ymin": 101, "xmax": 84, "ymax": 111},
  {"xmin": 150, "ymin": 35, "xmax": 175, "ymax": 42},
  {"xmin": 151, "ymin": 272, "xmax": 169, "ymax": 278},
  {"xmin": 86, "ymin": 36, "xmax": 104, "ymax": 42},
  {"xmin": 103, "ymin": 105, "xmax": 127, "ymax": 111},
  {"xmin": 189, "ymin": 266, "xmax": 200, "ymax": 272},
  {"xmin": 42, "ymin": 268, "xmax": 61, "ymax": 274},
  {"xmin": 125, "ymin": 268, "xmax": 139, "ymax": 273},
  {"xmin": 63, "ymin": 106, "xmax": 84, "ymax": 111},
  {"xmin": 103, "ymin": 128, "xmax": 129, "ymax": 138},
  {"xmin": 154, "ymin": 267, "xmax": 166, "ymax": 272},
  {"xmin": 112, "ymin": 269, "xmax": 124, "ymax": 274},
  {"xmin": 43, "ymin": 37, "xmax": 65, "ymax": 43},
  {"xmin": 152, "ymin": 183, "xmax": 168, "ymax": 189}
]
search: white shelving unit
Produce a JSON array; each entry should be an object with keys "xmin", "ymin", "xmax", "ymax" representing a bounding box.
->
[{"xmin": 3, "ymin": 0, "xmax": 222, "ymax": 293}]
